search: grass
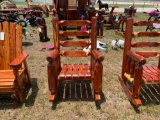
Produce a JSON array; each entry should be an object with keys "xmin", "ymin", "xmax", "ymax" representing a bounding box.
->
[{"xmin": 0, "ymin": 4, "xmax": 160, "ymax": 120}]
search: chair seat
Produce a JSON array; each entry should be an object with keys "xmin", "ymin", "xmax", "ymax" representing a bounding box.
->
[
  {"xmin": 0, "ymin": 69, "xmax": 24, "ymax": 90},
  {"xmin": 58, "ymin": 64, "xmax": 92, "ymax": 80},
  {"xmin": 143, "ymin": 66, "xmax": 160, "ymax": 84},
  {"xmin": 124, "ymin": 66, "xmax": 160, "ymax": 84}
]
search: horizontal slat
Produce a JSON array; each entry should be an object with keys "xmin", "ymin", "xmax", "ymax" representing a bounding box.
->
[
  {"xmin": 60, "ymin": 50, "xmax": 90, "ymax": 57},
  {"xmin": 0, "ymin": 69, "xmax": 24, "ymax": 79},
  {"xmin": 0, "ymin": 82, "xmax": 14, "ymax": 87},
  {"xmin": 60, "ymin": 40, "xmax": 91, "ymax": 47},
  {"xmin": 131, "ymin": 42, "xmax": 160, "ymax": 47},
  {"xmin": 114, "ymin": 30, "xmax": 125, "ymax": 38},
  {"xmin": 58, "ymin": 20, "xmax": 91, "ymax": 26},
  {"xmin": 135, "ymin": 51, "xmax": 159, "ymax": 58},
  {"xmin": 133, "ymin": 20, "xmax": 160, "ymax": 26},
  {"xmin": 0, "ymin": 88, "xmax": 14, "ymax": 93},
  {"xmin": 133, "ymin": 32, "xmax": 160, "ymax": 37},
  {"xmin": 59, "ymin": 31, "xmax": 91, "ymax": 36},
  {"xmin": 0, "ymin": 78, "xmax": 14, "ymax": 82}
]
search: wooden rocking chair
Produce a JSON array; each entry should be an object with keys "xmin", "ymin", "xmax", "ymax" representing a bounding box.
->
[
  {"xmin": 115, "ymin": 18, "xmax": 160, "ymax": 106},
  {"xmin": 47, "ymin": 15, "xmax": 104, "ymax": 102},
  {"xmin": 0, "ymin": 21, "xmax": 31, "ymax": 106}
]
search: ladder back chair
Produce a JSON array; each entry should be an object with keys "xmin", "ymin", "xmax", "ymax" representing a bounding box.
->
[
  {"xmin": 47, "ymin": 15, "xmax": 104, "ymax": 102},
  {"xmin": 0, "ymin": 21, "xmax": 31, "ymax": 106},
  {"xmin": 115, "ymin": 18, "xmax": 160, "ymax": 106}
]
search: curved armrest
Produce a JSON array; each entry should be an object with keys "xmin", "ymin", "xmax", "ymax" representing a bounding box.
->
[
  {"xmin": 10, "ymin": 51, "xmax": 29, "ymax": 67},
  {"xmin": 92, "ymin": 49, "xmax": 104, "ymax": 62},
  {"xmin": 127, "ymin": 51, "xmax": 146, "ymax": 65},
  {"xmin": 46, "ymin": 49, "xmax": 59, "ymax": 62}
]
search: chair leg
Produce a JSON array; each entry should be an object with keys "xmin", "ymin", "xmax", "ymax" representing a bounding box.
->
[
  {"xmin": 119, "ymin": 75, "xmax": 142, "ymax": 106},
  {"xmin": 93, "ymin": 62, "xmax": 103, "ymax": 101},
  {"xmin": 11, "ymin": 93, "xmax": 19, "ymax": 107},
  {"xmin": 24, "ymin": 60, "xmax": 32, "ymax": 85}
]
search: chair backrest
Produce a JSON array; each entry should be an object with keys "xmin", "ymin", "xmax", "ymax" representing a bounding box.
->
[
  {"xmin": 52, "ymin": 15, "xmax": 97, "ymax": 68},
  {"xmin": 121, "ymin": 18, "xmax": 160, "ymax": 76},
  {"xmin": 0, "ymin": 21, "xmax": 22, "ymax": 70}
]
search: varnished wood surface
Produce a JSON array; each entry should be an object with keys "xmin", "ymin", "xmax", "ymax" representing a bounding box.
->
[
  {"xmin": 0, "ymin": 22, "xmax": 31, "ymax": 106},
  {"xmin": 58, "ymin": 64, "xmax": 92, "ymax": 80},
  {"xmin": 117, "ymin": 17, "xmax": 160, "ymax": 106},
  {"xmin": 47, "ymin": 16, "xmax": 104, "ymax": 102}
]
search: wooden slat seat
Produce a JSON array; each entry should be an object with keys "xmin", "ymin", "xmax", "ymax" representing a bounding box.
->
[
  {"xmin": 58, "ymin": 64, "xmax": 92, "ymax": 80},
  {"xmin": 143, "ymin": 66, "xmax": 160, "ymax": 84},
  {"xmin": 124, "ymin": 66, "xmax": 160, "ymax": 84}
]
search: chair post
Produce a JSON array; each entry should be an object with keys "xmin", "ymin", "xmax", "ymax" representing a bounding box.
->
[
  {"xmin": 52, "ymin": 15, "xmax": 61, "ymax": 69},
  {"xmin": 91, "ymin": 17, "xmax": 97, "ymax": 69},
  {"xmin": 133, "ymin": 64, "xmax": 143, "ymax": 98},
  {"xmin": 122, "ymin": 18, "xmax": 133, "ymax": 79}
]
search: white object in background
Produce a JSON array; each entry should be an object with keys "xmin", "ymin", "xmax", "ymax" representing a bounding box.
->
[
  {"xmin": 116, "ymin": 39, "xmax": 124, "ymax": 48},
  {"xmin": 83, "ymin": 40, "xmax": 108, "ymax": 52},
  {"xmin": 0, "ymin": 32, "xmax": 4, "ymax": 40},
  {"xmin": 111, "ymin": 40, "xmax": 118, "ymax": 49},
  {"xmin": 153, "ymin": 23, "xmax": 160, "ymax": 29},
  {"xmin": 38, "ymin": 28, "xmax": 41, "ymax": 32}
]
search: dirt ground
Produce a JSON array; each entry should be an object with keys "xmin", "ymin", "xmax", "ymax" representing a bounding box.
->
[{"xmin": 0, "ymin": 12, "xmax": 160, "ymax": 120}]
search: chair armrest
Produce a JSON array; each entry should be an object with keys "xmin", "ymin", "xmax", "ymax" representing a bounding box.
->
[
  {"xmin": 92, "ymin": 49, "xmax": 104, "ymax": 62},
  {"xmin": 127, "ymin": 51, "xmax": 146, "ymax": 65},
  {"xmin": 10, "ymin": 51, "xmax": 29, "ymax": 67},
  {"xmin": 46, "ymin": 49, "xmax": 59, "ymax": 62}
]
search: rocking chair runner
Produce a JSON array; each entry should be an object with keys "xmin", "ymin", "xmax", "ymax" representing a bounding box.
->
[
  {"xmin": 46, "ymin": 16, "xmax": 104, "ymax": 101},
  {"xmin": 0, "ymin": 22, "xmax": 31, "ymax": 106},
  {"xmin": 115, "ymin": 18, "xmax": 160, "ymax": 106}
]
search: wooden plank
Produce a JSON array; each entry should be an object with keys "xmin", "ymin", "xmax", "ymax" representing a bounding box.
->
[
  {"xmin": 59, "ymin": 31, "xmax": 90, "ymax": 37},
  {"xmin": 0, "ymin": 69, "xmax": 23, "ymax": 79},
  {"xmin": 3, "ymin": 21, "xmax": 10, "ymax": 69},
  {"xmin": 0, "ymin": 82, "xmax": 14, "ymax": 87},
  {"xmin": 10, "ymin": 23, "xmax": 16, "ymax": 62},
  {"xmin": 133, "ymin": 20, "xmax": 160, "ymax": 26},
  {"xmin": 59, "ymin": 65, "xmax": 67, "ymax": 79},
  {"xmin": 133, "ymin": 32, "xmax": 160, "ymax": 37},
  {"xmin": 114, "ymin": 30, "xmax": 125, "ymax": 38},
  {"xmin": 79, "ymin": 64, "xmax": 85, "ymax": 79},
  {"xmin": 135, "ymin": 51, "xmax": 159, "ymax": 58},
  {"xmin": 16, "ymin": 24, "xmax": 22, "ymax": 58},
  {"xmin": 0, "ymin": 41, "xmax": 4, "ymax": 70},
  {"xmin": 72, "ymin": 64, "xmax": 79, "ymax": 78},
  {"xmin": 60, "ymin": 40, "xmax": 91, "ymax": 47},
  {"xmin": 83, "ymin": 64, "xmax": 91, "ymax": 79},
  {"xmin": 60, "ymin": 50, "xmax": 90, "ymax": 57},
  {"xmin": 65, "ymin": 64, "xmax": 73, "ymax": 79},
  {"xmin": 131, "ymin": 42, "xmax": 160, "ymax": 47},
  {"xmin": 58, "ymin": 20, "xmax": 91, "ymax": 26},
  {"xmin": 0, "ymin": 88, "xmax": 14, "ymax": 93}
]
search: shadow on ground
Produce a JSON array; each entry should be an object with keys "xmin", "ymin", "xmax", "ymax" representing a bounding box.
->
[
  {"xmin": 51, "ymin": 80, "xmax": 106, "ymax": 110},
  {"xmin": 0, "ymin": 78, "xmax": 39, "ymax": 109}
]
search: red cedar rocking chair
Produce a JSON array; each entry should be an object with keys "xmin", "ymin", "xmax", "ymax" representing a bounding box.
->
[
  {"xmin": 115, "ymin": 18, "xmax": 160, "ymax": 106},
  {"xmin": 46, "ymin": 15, "xmax": 104, "ymax": 102},
  {"xmin": 0, "ymin": 22, "xmax": 31, "ymax": 106}
]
